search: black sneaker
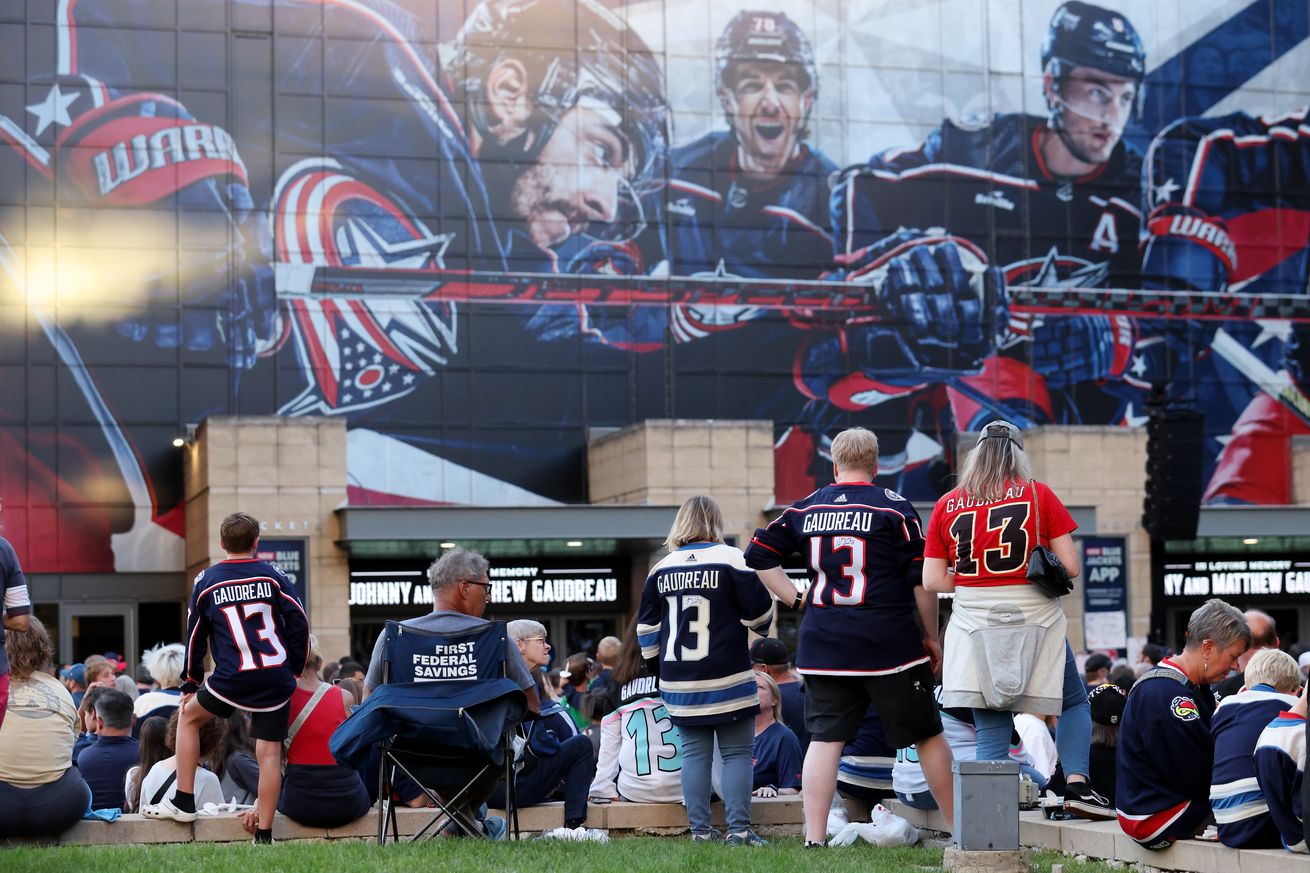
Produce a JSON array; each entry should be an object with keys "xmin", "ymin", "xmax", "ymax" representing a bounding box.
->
[
  {"xmin": 690, "ymin": 829, "xmax": 723, "ymax": 843},
  {"xmin": 804, "ymin": 840, "xmax": 826, "ymax": 849},
  {"xmin": 726, "ymin": 829, "xmax": 767, "ymax": 846},
  {"xmin": 1063, "ymin": 782, "xmax": 1114, "ymax": 821}
]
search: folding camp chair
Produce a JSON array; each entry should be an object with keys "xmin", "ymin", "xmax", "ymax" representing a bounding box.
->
[{"xmin": 329, "ymin": 620, "xmax": 528, "ymax": 843}]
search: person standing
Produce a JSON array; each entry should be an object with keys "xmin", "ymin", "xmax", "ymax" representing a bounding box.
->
[
  {"xmin": 143, "ymin": 512, "xmax": 309, "ymax": 848},
  {"xmin": 638, "ymin": 495, "xmax": 774, "ymax": 846},
  {"xmin": 0, "ymin": 496, "xmax": 32, "ymax": 731},
  {"xmin": 923, "ymin": 420, "xmax": 1107, "ymax": 819},
  {"xmin": 745, "ymin": 427, "xmax": 954, "ymax": 846}
]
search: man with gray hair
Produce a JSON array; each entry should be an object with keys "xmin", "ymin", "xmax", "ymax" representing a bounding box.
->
[
  {"xmin": 1215, "ymin": 610, "xmax": 1281, "ymax": 701},
  {"xmin": 1117, "ymin": 598, "xmax": 1251, "ymax": 849},
  {"xmin": 362, "ymin": 547, "xmax": 539, "ymax": 837}
]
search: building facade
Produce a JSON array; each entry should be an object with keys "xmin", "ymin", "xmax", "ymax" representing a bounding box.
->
[{"xmin": 3, "ymin": 1, "xmax": 1309, "ymax": 665}]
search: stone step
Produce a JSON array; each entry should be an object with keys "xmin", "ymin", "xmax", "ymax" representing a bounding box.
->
[
  {"xmin": 6, "ymin": 796, "xmax": 805, "ymax": 847},
  {"xmin": 890, "ymin": 801, "xmax": 1310, "ymax": 873}
]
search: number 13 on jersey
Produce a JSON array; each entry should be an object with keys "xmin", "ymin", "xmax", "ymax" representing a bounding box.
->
[{"xmin": 808, "ymin": 535, "xmax": 868, "ymax": 606}]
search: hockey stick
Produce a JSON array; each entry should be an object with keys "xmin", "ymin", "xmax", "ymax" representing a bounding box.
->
[
  {"xmin": 1210, "ymin": 328, "xmax": 1310, "ymax": 426},
  {"xmin": 275, "ymin": 262, "xmax": 1310, "ymax": 323}
]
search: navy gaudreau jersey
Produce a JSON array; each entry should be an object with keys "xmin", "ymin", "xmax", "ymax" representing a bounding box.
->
[
  {"xmin": 637, "ymin": 542, "xmax": 774, "ymax": 726},
  {"xmin": 185, "ymin": 558, "xmax": 310, "ymax": 712},
  {"xmin": 745, "ymin": 482, "xmax": 927, "ymax": 676}
]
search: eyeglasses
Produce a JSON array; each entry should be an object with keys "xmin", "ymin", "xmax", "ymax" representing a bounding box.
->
[
  {"xmin": 462, "ymin": 579, "xmax": 493, "ymax": 590},
  {"xmin": 521, "ymin": 637, "xmax": 549, "ymax": 645}
]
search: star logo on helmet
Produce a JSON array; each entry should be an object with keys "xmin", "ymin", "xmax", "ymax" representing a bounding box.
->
[{"xmin": 1151, "ymin": 177, "xmax": 1181, "ymax": 207}]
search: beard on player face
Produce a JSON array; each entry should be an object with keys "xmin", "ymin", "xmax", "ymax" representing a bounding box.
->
[{"xmin": 509, "ymin": 105, "xmax": 627, "ymax": 249}]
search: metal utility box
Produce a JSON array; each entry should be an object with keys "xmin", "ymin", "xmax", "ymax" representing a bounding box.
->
[{"xmin": 952, "ymin": 759, "xmax": 1020, "ymax": 851}]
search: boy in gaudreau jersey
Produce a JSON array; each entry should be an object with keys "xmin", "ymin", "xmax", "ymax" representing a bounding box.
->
[
  {"xmin": 744, "ymin": 427, "xmax": 954, "ymax": 845},
  {"xmin": 144, "ymin": 512, "xmax": 309, "ymax": 843}
]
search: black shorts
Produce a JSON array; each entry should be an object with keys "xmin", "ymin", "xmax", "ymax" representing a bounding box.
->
[
  {"xmin": 804, "ymin": 662, "xmax": 942, "ymax": 748},
  {"xmin": 196, "ymin": 685, "xmax": 290, "ymax": 742}
]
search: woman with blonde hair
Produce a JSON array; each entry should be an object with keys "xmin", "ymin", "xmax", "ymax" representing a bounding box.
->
[
  {"xmin": 637, "ymin": 495, "xmax": 774, "ymax": 845},
  {"xmin": 923, "ymin": 421, "xmax": 1103, "ymax": 819},
  {"xmin": 750, "ymin": 671, "xmax": 802, "ymax": 798}
]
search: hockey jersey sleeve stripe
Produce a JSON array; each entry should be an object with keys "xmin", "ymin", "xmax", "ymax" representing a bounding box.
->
[
  {"xmin": 636, "ymin": 623, "xmax": 660, "ymax": 651},
  {"xmin": 3, "ymin": 583, "xmax": 30, "ymax": 612},
  {"xmin": 668, "ymin": 178, "xmax": 722, "ymax": 203},
  {"xmin": 1116, "ymin": 800, "xmax": 1192, "ymax": 843},
  {"xmin": 661, "ymin": 669, "xmax": 756, "ymax": 693},
  {"xmin": 740, "ymin": 606, "xmax": 774, "ymax": 629},
  {"xmin": 762, "ymin": 205, "xmax": 833, "ymax": 244}
]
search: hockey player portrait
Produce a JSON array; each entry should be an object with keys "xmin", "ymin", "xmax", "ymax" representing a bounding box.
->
[
  {"xmin": 820, "ymin": 2, "xmax": 1152, "ymax": 468},
  {"xmin": 662, "ymin": 10, "xmax": 837, "ymax": 280}
]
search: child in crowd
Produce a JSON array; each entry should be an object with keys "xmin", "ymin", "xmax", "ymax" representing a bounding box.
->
[
  {"xmin": 1253, "ymin": 681, "xmax": 1308, "ymax": 853},
  {"xmin": 1087, "ymin": 683, "xmax": 1126, "ymax": 806},
  {"xmin": 143, "ymin": 512, "xmax": 309, "ymax": 847},
  {"xmin": 1210, "ymin": 649, "xmax": 1301, "ymax": 848}
]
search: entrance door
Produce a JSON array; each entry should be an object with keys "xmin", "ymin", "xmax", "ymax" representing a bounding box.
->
[{"xmin": 61, "ymin": 603, "xmax": 136, "ymax": 670}]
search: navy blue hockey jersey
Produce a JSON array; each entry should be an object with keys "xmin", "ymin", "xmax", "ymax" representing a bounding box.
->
[
  {"xmin": 744, "ymin": 482, "xmax": 927, "ymax": 676},
  {"xmin": 1210, "ymin": 684, "xmax": 1298, "ymax": 847},
  {"xmin": 831, "ymin": 113, "xmax": 1144, "ymax": 428},
  {"xmin": 637, "ymin": 542, "xmax": 773, "ymax": 726},
  {"xmin": 1254, "ymin": 710, "xmax": 1308, "ymax": 854},
  {"xmin": 666, "ymin": 132, "xmax": 838, "ymax": 280},
  {"xmin": 1116, "ymin": 660, "xmax": 1213, "ymax": 845},
  {"xmin": 184, "ymin": 558, "xmax": 309, "ymax": 712}
]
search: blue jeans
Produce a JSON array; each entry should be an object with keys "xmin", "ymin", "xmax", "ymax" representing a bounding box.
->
[
  {"xmin": 972, "ymin": 641, "xmax": 1091, "ymax": 786},
  {"xmin": 679, "ymin": 716, "xmax": 753, "ymax": 835}
]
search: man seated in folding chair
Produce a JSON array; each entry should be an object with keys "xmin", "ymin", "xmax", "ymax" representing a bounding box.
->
[{"xmin": 334, "ymin": 547, "xmax": 539, "ymax": 840}]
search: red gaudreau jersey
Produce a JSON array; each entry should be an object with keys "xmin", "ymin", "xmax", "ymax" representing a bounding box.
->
[{"xmin": 924, "ymin": 481, "xmax": 1076, "ymax": 587}]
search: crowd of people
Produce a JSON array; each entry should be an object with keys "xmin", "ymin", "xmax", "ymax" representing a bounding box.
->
[{"xmin": 0, "ymin": 427, "xmax": 1307, "ymax": 855}]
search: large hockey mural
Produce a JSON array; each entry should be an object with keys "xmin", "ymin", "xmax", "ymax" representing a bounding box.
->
[{"xmin": 2, "ymin": 0, "xmax": 1309, "ymax": 573}]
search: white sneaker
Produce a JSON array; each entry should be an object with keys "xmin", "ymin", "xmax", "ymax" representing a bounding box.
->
[{"xmin": 142, "ymin": 796, "xmax": 198, "ymax": 823}]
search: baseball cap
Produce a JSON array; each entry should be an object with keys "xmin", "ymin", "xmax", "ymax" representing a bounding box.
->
[
  {"xmin": 60, "ymin": 663, "xmax": 86, "ymax": 686},
  {"xmin": 1088, "ymin": 682, "xmax": 1127, "ymax": 726},
  {"xmin": 750, "ymin": 638, "xmax": 790, "ymax": 667},
  {"xmin": 1084, "ymin": 653, "xmax": 1112, "ymax": 674},
  {"xmin": 977, "ymin": 420, "xmax": 1023, "ymax": 449}
]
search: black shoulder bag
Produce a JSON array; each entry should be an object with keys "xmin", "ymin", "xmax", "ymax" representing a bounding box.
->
[{"xmin": 1027, "ymin": 481, "xmax": 1073, "ymax": 598}]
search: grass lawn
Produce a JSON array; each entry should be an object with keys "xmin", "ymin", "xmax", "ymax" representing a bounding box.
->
[{"xmin": 0, "ymin": 837, "xmax": 1129, "ymax": 873}]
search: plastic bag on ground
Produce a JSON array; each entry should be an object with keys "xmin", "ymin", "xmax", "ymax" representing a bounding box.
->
[
  {"xmin": 538, "ymin": 826, "xmax": 610, "ymax": 842},
  {"xmin": 829, "ymin": 804, "xmax": 921, "ymax": 847},
  {"xmin": 826, "ymin": 802, "xmax": 850, "ymax": 835}
]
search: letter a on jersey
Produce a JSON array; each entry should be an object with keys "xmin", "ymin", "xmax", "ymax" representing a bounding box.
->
[{"xmin": 1090, "ymin": 211, "xmax": 1119, "ymax": 254}]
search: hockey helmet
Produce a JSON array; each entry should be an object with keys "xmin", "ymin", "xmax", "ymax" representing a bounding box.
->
[
  {"xmin": 1042, "ymin": 2, "xmax": 1145, "ymax": 81},
  {"xmin": 714, "ymin": 10, "xmax": 817, "ymax": 94},
  {"xmin": 450, "ymin": 0, "xmax": 669, "ymax": 203}
]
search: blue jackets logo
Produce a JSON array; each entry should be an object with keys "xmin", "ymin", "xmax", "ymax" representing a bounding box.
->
[{"xmin": 1170, "ymin": 695, "xmax": 1199, "ymax": 722}]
